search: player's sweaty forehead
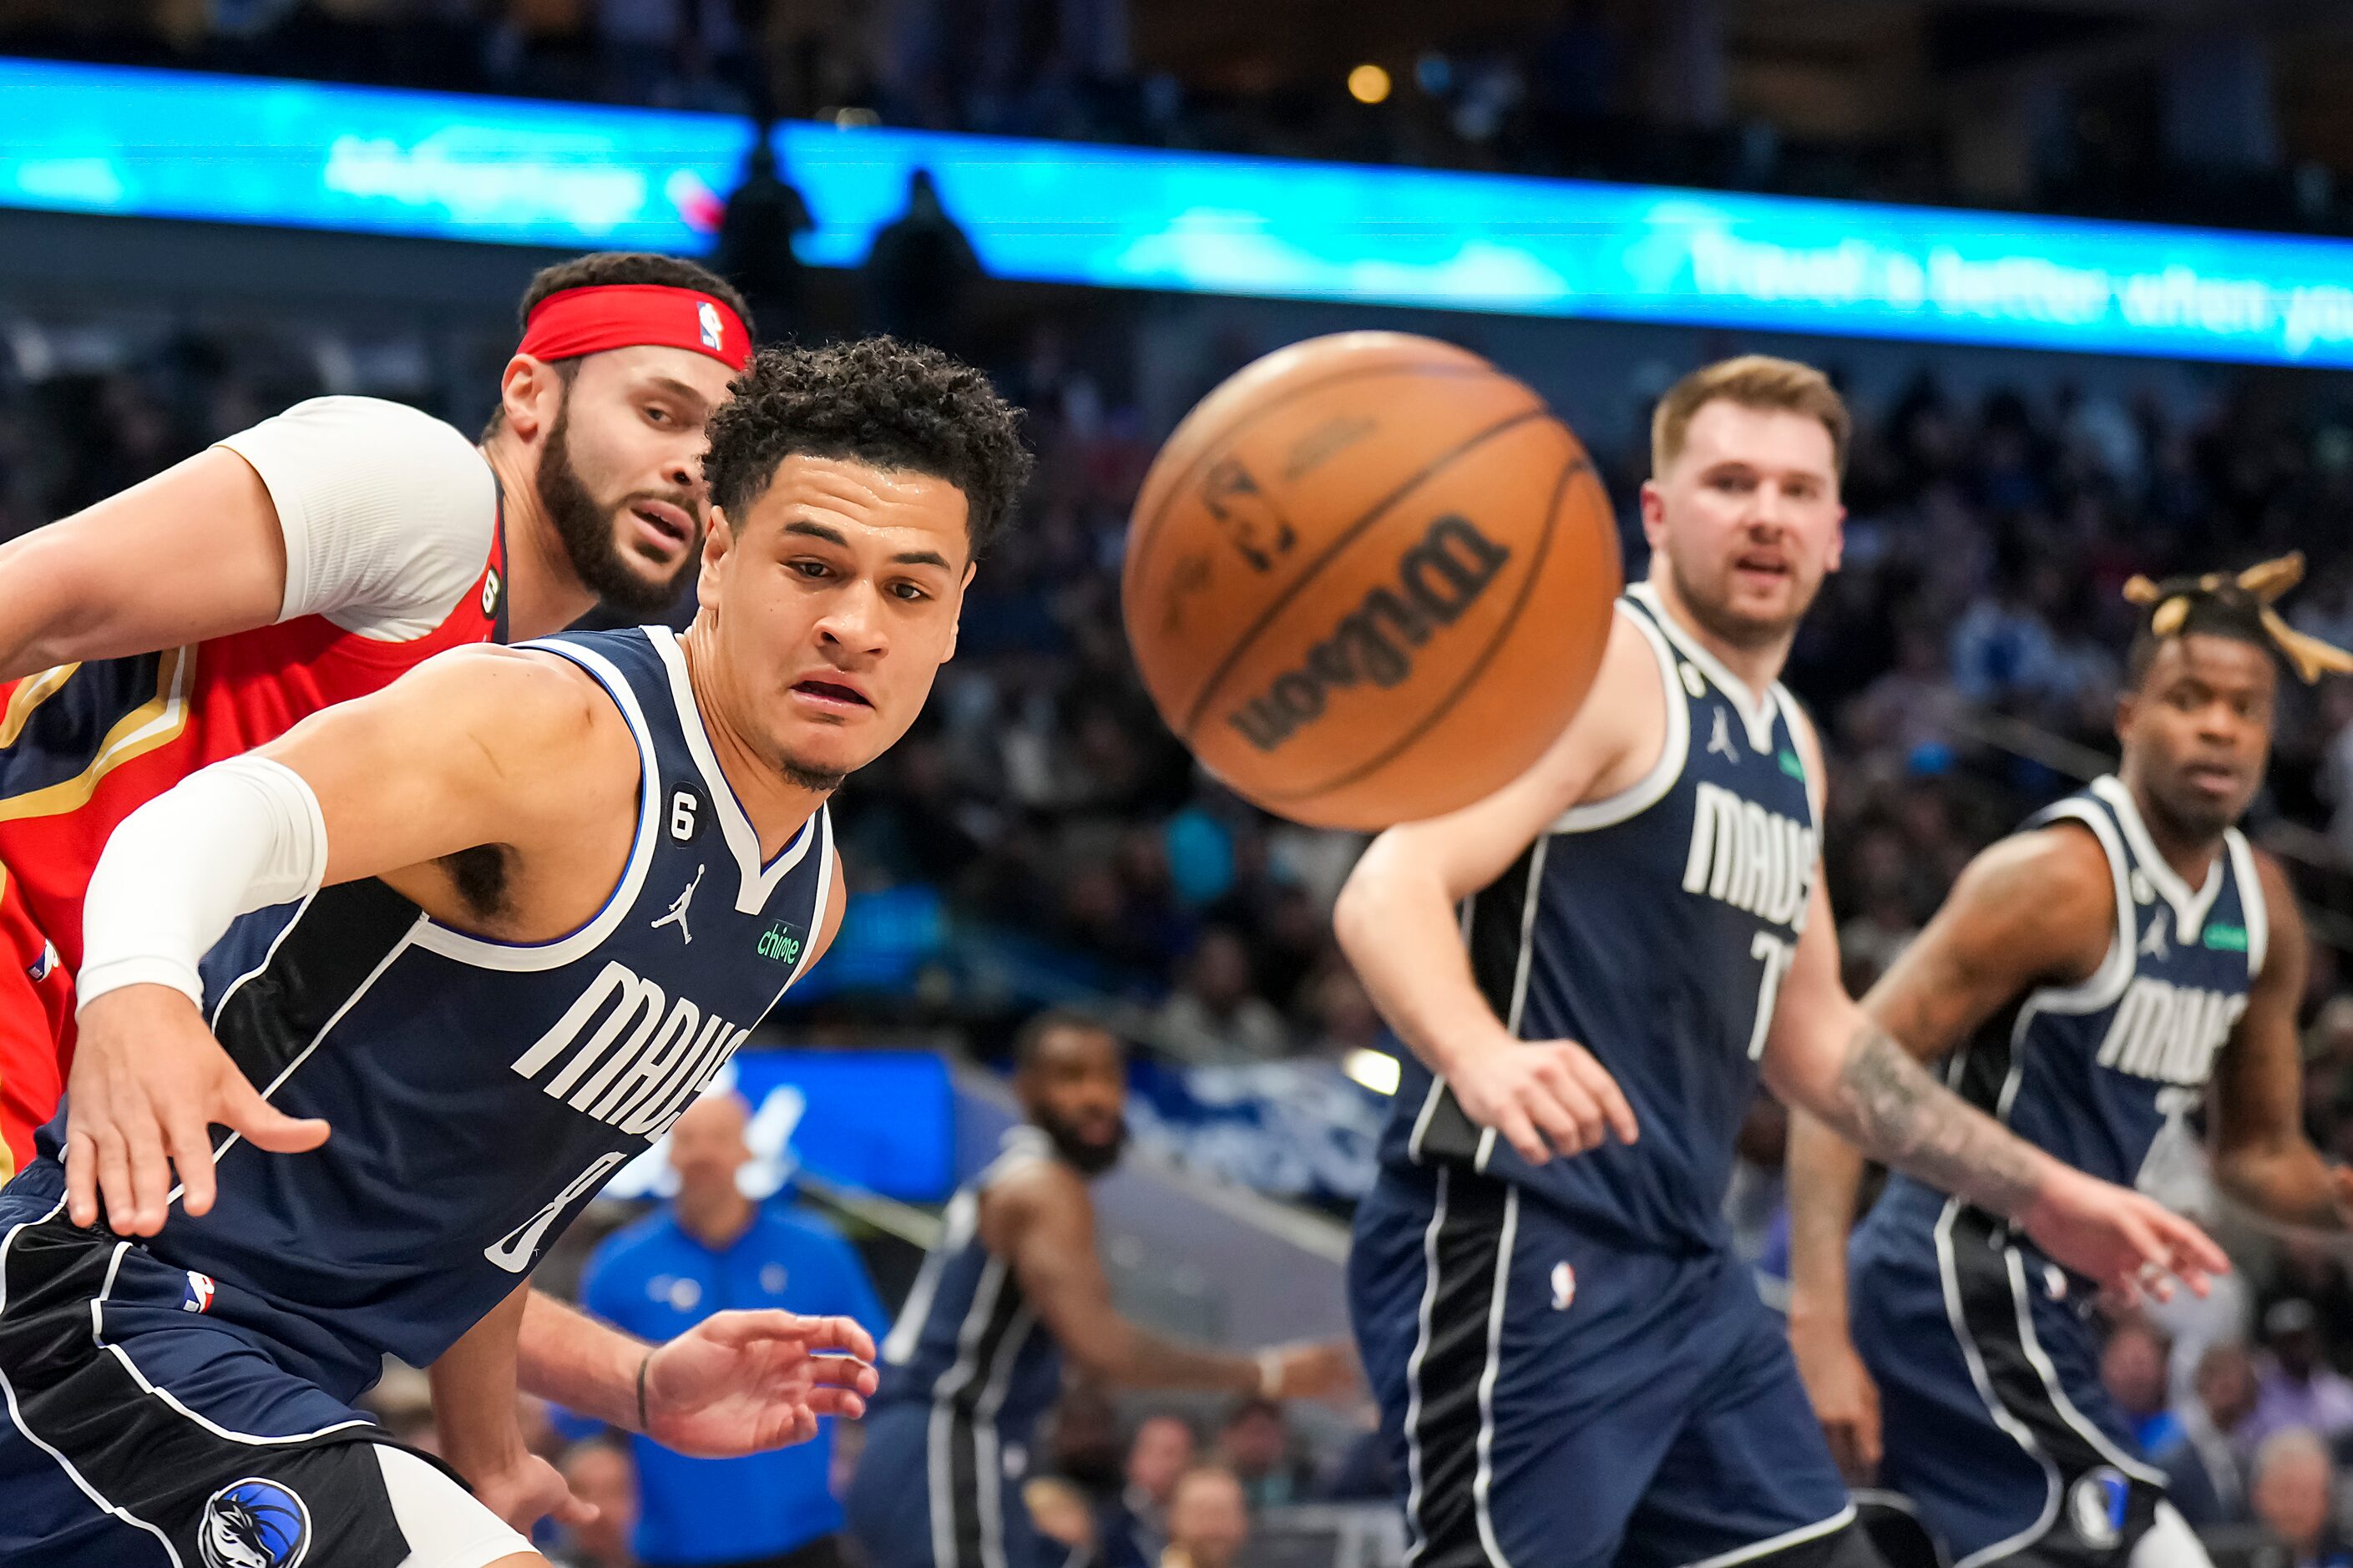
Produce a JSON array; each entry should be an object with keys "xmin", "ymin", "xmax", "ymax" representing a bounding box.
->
[
  {"xmin": 744, "ymin": 453, "xmax": 973, "ymax": 569},
  {"xmin": 1667, "ymin": 402, "xmax": 1839, "ymax": 492}
]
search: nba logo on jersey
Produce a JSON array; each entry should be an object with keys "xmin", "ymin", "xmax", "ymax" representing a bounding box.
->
[
  {"xmin": 698, "ymin": 301, "xmax": 725, "ymax": 353},
  {"xmin": 198, "ymin": 1477, "xmax": 310, "ymax": 1568},
  {"xmin": 181, "ymin": 1270, "xmax": 217, "ymax": 1314}
]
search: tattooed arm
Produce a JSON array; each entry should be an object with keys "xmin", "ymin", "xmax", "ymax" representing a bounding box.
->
[{"xmin": 1763, "ymin": 872, "xmax": 2229, "ymax": 1302}]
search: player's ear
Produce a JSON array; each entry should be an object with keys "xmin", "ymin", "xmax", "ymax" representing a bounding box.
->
[
  {"xmin": 1824, "ymin": 501, "xmax": 1846, "ymax": 574},
  {"xmin": 2114, "ymin": 684, "xmax": 2139, "ymax": 746},
  {"xmin": 943, "ymin": 559, "xmax": 976, "ymax": 663},
  {"xmin": 1637, "ymin": 478, "xmax": 1667, "ymax": 549},
  {"xmin": 699, "ymin": 506, "xmax": 736, "ymax": 605},
  {"xmin": 498, "ymin": 355, "xmax": 562, "ymax": 442}
]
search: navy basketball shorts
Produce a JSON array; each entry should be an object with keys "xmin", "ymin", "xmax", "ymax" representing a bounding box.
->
[
  {"xmin": 1851, "ymin": 1203, "xmax": 2182, "ymax": 1568},
  {"xmin": 1350, "ymin": 1165, "xmax": 1856, "ymax": 1568},
  {"xmin": 0, "ymin": 1183, "xmax": 531, "ymax": 1568},
  {"xmin": 846, "ymin": 1401, "xmax": 1052, "ymax": 1568}
]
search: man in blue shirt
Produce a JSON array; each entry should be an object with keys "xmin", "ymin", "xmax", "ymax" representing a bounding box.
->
[{"xmin": 584, "ymin": 1090, "xmax": 889, "ymax": 1568}]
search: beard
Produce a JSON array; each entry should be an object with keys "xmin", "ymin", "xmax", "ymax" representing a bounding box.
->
[
  {"xmin": 1671, "ymin": 554, "xmax": 1821, "ymax": 651},
  {"xmin": 536, "ymin": 396, "xmax": 700, "ymax": 618},
  {"xmin": 1039, "ymin": 1111, "xmax": 1127, "ymax": 1177},
  {"xmin": 776, "ymin": 753, "xmax": 847, "ymax": 794}
]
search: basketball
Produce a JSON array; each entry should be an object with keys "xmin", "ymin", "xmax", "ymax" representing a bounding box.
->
[{"xmin": 1121, "ymin": 331, "xmax": 1622, "ymax": 831}]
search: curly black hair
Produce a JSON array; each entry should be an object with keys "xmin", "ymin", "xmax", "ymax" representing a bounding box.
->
[{"xmin": 701, "ymin": 337, "xmax": 1032, "ymax": 559}]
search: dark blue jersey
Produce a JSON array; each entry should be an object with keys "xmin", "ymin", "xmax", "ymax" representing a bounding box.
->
[
  {"xmin": 1380, "ymin": 585, "xmax": 1821, "ymax": 1255},
  {"xmin": 873, "ymin": 1128, "xmax": 1065, "ymax": 1461},
  {"xmin": 30, "ymin": 625, "xmax": 835, "ymax": 1401},
  {"xmin": 1874, "ymin": 776, "xmax": 2263, "ymax": 1233}
]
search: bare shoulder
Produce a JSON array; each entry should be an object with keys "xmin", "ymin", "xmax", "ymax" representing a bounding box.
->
[
  {"xmin": 1946, "ymin": 819, "xmax": 2118, "ymax": 950},
  {"xmin": 977, "ymin": 1153, "xmax": 1088, "ymax": 1249},
  {"xmin": 1546, "ymin": 600, "xmax": 1665, "ymax": 801}
]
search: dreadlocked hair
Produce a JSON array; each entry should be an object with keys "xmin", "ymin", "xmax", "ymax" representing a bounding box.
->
[{"xmin": 2123, "ymin": 552, "xmax": 2353, "ymax": 687}]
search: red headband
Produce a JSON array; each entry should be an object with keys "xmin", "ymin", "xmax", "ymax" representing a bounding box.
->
[{"xmin": 518, "ymin": 284, "xmax": 752, "ymax": 373}]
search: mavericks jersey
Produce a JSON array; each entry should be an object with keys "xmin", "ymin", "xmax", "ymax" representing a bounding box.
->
[
  {"xmin": 1874, "ymin": 776, "xmax": 2262, "ymax": 1232},
  {"xmin": 32, "ymin": 625, "xmax": 831, "ymax": 1400},
  {"xmin": 1381, "ymin": 584, "xmax": 1820, "ymax": 1255},
  {"xmin": 874, "ymin": 1128, "xmax": 1065, "ymax": 1465}
]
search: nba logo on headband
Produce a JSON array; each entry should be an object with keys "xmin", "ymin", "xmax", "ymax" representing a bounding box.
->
[{"xmin": 698, "ymin": 301, "xmax": 724, "ymax": 355}]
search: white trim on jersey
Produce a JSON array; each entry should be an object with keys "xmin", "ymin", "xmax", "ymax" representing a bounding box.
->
[
  {"xmin": 1471, "ymin": 1184, "xmax": 1521, "ymax": 1568},
  {"xmin": 0, "ymin": 1196, "xmax": 186, "ymax": 1566},
  {"xmin": 1671, "ymin": 1504, "xmax": 1858, "ymax": 1568},
  {"xmin": 408, "ymin": 639, "xmax": 662, "ymax": 973},
  {"xmin": 1551, "ymin": 604, "xmax": 1690, "ymax": 836},
  {"xmin": 1473, "ymin": 837, "xmax": 1550, "ymax": 1175},
  {"xmin": 90, "ymin": 1240, "xmax": 375, "ymax": 1449},
  {"xmin": 1627, "ymin": 583, "xmax": 1780, "ymax": 753},
  {"xmin": 1934, "ymin": 1196, "xmax": 2064, "ymax": 1568},
  {"xmin": 650, "ymin": 627, "xmax": 823, "ymax": 914},
  {"xmin": 1400, "ymin": 1166, "xmax": 1450, "ymax": 1567},
  {"xmin": 2224, "ymin": 827, "xmax": 2268, "ymax": 977},
  {"xmin": 2002, "ymin": 1244, "xmax": 2165, "ymax": 1485},
  {"xmin": 1772, "ymin": 683, "xmax": 1824, "ymax": 835},
  {"xmin": 2092, "ymin": 776, "xmax": 2224, "ymax": 944}
]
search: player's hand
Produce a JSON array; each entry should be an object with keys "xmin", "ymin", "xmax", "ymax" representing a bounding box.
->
[
  {"xmin": 640, "ymin": 1310, "xmax": 879, "ymax": 1457},
  {"xmin": 1448, "ymin": 1036, "xmax": 1638, "ymax": 1165},
  {"xmin": 1789, "ymin": 1318, "xmax": 1880, "ymax": 1484},
  {"xmin": 464, "ymin": 1450, "xmax": 596, "ymax": 1535},
  {"xmin": 2016, "ymin": 1165, "xmax": 2229, "ymax": 1307},
  {"xmin": 1266, "ymin": 1339, "xmax": 1363, "ymax": 1402},
  {"xmin": 65, "ymin": 984, "xmax": 331, "ymax": 1234}
]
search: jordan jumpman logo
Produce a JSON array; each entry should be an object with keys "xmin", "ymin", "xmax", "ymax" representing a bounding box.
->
[{"xmin": 653, "ymin": 863, "xmax": 705, "ymax": 944}]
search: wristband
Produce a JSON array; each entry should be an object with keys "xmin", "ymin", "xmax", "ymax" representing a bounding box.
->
[
  {"xmin": 1256, "ymin": 1348, "xmax": 1283, "ymax": 1399},
  {"xmin": 635, "ymin": 1348, "xmax": 654, "ymax": 1432}
]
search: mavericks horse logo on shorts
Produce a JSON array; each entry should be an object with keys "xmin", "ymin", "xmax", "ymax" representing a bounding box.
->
[
  {"xmin": 2067, "ymin": 1467, "xmax": 2129, "ymax": 1549},
  {"xmin": 199, "ymin": 1476, "xmax": 311, "ymax": 1568}
]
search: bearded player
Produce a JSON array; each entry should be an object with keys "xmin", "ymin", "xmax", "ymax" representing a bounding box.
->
[
  {"xmin": 1787, "ymin": 559, "xmax": 2353, "ymax": 1568},
  {"xmin": 1336, "ymin": 356, "xmax": 2228, "ymax": 1568},
  {"xmin": 0, "ymin": 337, "xmax": 1027, "ymax": 1565},
  {"xmin": 0, "ymin": 254, "xmax": 864, "ymax": 1520}
]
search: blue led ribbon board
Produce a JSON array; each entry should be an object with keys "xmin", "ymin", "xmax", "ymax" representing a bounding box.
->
[{"xmin": 10, "ymin": 54, "xmax": 2353, "ymax": 367}]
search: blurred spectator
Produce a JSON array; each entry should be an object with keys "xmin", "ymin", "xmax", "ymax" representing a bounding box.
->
[
  {"xmin": 555, "ymin": 1436, "xmax": 642, "ymax": 1568},
  {"xmin": 1024, "ymin": 1475, "xmax": 1101, "ymax": 1563},
  {"xmin": 1154, "ymin": 928, "xmax": 1291, "ymax": 1060},
  {"xmin": 1214, "ymin": 1396, "xmax": 1310, "ymax": 1510},
  {"xmin": 2102, "ymin": 1318, "xmax": 2182, "ymax": 1454},
  {"xmin": 2250, "ymin": 1429, "xmax": 2352, "ymax": 1568},
  {"xmin": 2158, "ymin": 1343, "xmax": 2259, "ymax": 1528},
  {"xmin": 864, "ymin": 168, "xmax": 982, "ymax": 352},
  {"xmin": 579, "ymin": 1093, "xmax": 888, "ymax": 1568},
  {"xmin": 712, "ymin": 138, "xmax": 814, "ymax": 340},
  {"xmin": 1047, "ymin": 1380, "xmax": 1130, "ymax": 1505},
  {"xmin": 1161, "ymin": 1465, "xmax": 1250, "ymax": 1568},
  {"xmin": 1101, "ymin": 1414, "xmax": 1197, "ymax": 1568},
  {"xmin": 2248, "ymin": 1301, "xmax": 2353, "ymax": 1449}
]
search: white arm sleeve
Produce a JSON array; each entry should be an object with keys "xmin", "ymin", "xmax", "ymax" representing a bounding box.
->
[
  {"xmin": 215, "ymin": 396, "xmax": 497, "ymax": 642},
  {"xmin": 77, "ymin": 756, "xmax": 330, "ymax": 1011}
]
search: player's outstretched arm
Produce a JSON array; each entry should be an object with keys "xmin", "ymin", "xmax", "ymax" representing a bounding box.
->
[
  {"xmin": 514, "ymin": 1291, "xmax": 878, "ymax": 1458},
  {"xmin": 1784, "ymin": 827, "xmax": 2113, "ymax": 1479},
  {"xmin": 68, "ymin": 646, "xmax": 625, "ymax": 1233},
  {"xmin": 1765, "ymin": 874, "xmax": 2229, "ymax": 1303},
  {"xmin": 0, "ymin": 449, "xmax": 290, "ymax": 682},
  {"xmin": 2210, "ymin": 852, "xmax": 2353, "ymax": 1229},
  {"xmin": 987, "ymin": 1161, "xmax": 1358, "ymax": 1399},
  {"xmin": 1333, "ymin": 610, "xmax": 1660, "ymax": 1166}
]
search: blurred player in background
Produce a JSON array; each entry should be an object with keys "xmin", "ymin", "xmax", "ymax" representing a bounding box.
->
[
  {"xmin": 845, "ymin": 1009, "xmax": 1357, "ymax": 1568},
  {"xmin": 0, "ymin": 248, "xmax": 751, "ymax": 1179},
  {"xmin": 1787, "ymin": 560, "xmax": 2353, "ymax": 1568},
  {"xmin": 0, "ymin": 337, "xmax": 1028, "ymax": 1565},
  {"xmin": 579, "ymin": 1090, "xmax": 889, "ymax": 1568},
  {"xmin": 1337, "ymin": 356, "xmax": 2227, "ymax": 1568}
]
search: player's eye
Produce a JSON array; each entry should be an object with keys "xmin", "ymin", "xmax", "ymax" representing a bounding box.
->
[
  {"xmin": 890, "ymin": 582, "xmax": 929, "ymax": 602},
  {"xmin": 644, "ymin": 406, "xmax": 671, "ymax": 425},
  {"xmin": 790, "ymin": 559, "xmax": 833, "ymax": 580}
]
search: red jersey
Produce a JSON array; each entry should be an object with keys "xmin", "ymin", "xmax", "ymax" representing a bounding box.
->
[{"xmin": 0, "ymin": 522, "xmax": 506, "ymax": 977}]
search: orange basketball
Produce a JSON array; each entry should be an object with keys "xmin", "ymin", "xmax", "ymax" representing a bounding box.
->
[{"xmin": 1121, "ymin": 332, "xmax": 1622, "ymax": 831}]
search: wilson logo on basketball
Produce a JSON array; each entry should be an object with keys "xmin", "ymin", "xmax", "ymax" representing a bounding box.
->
[{"xmin": 1225, "ymin": 513, "xmax": 1511, "ymax": 754}]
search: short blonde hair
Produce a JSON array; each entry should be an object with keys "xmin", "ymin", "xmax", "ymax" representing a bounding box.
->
[{"xmin": 1651, "ymin": 355, "xmax": 1850, "ymax": 480}]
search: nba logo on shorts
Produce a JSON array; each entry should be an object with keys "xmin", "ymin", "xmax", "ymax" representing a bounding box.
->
[
  {"xmin": 2067, "ymin": 1467, "xmax": 2129, "ymax": 1549},
  {"xmin": 199, "ymin": 1477, "xmax": 311, "ymax": 1568},
  {"xmin": 182, "ymin": 1270, "xmax": 217, "ymax": 1314},
  {"xmin": 698, "ymin": 301, "xmax": 725, "ymax": 354}
]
